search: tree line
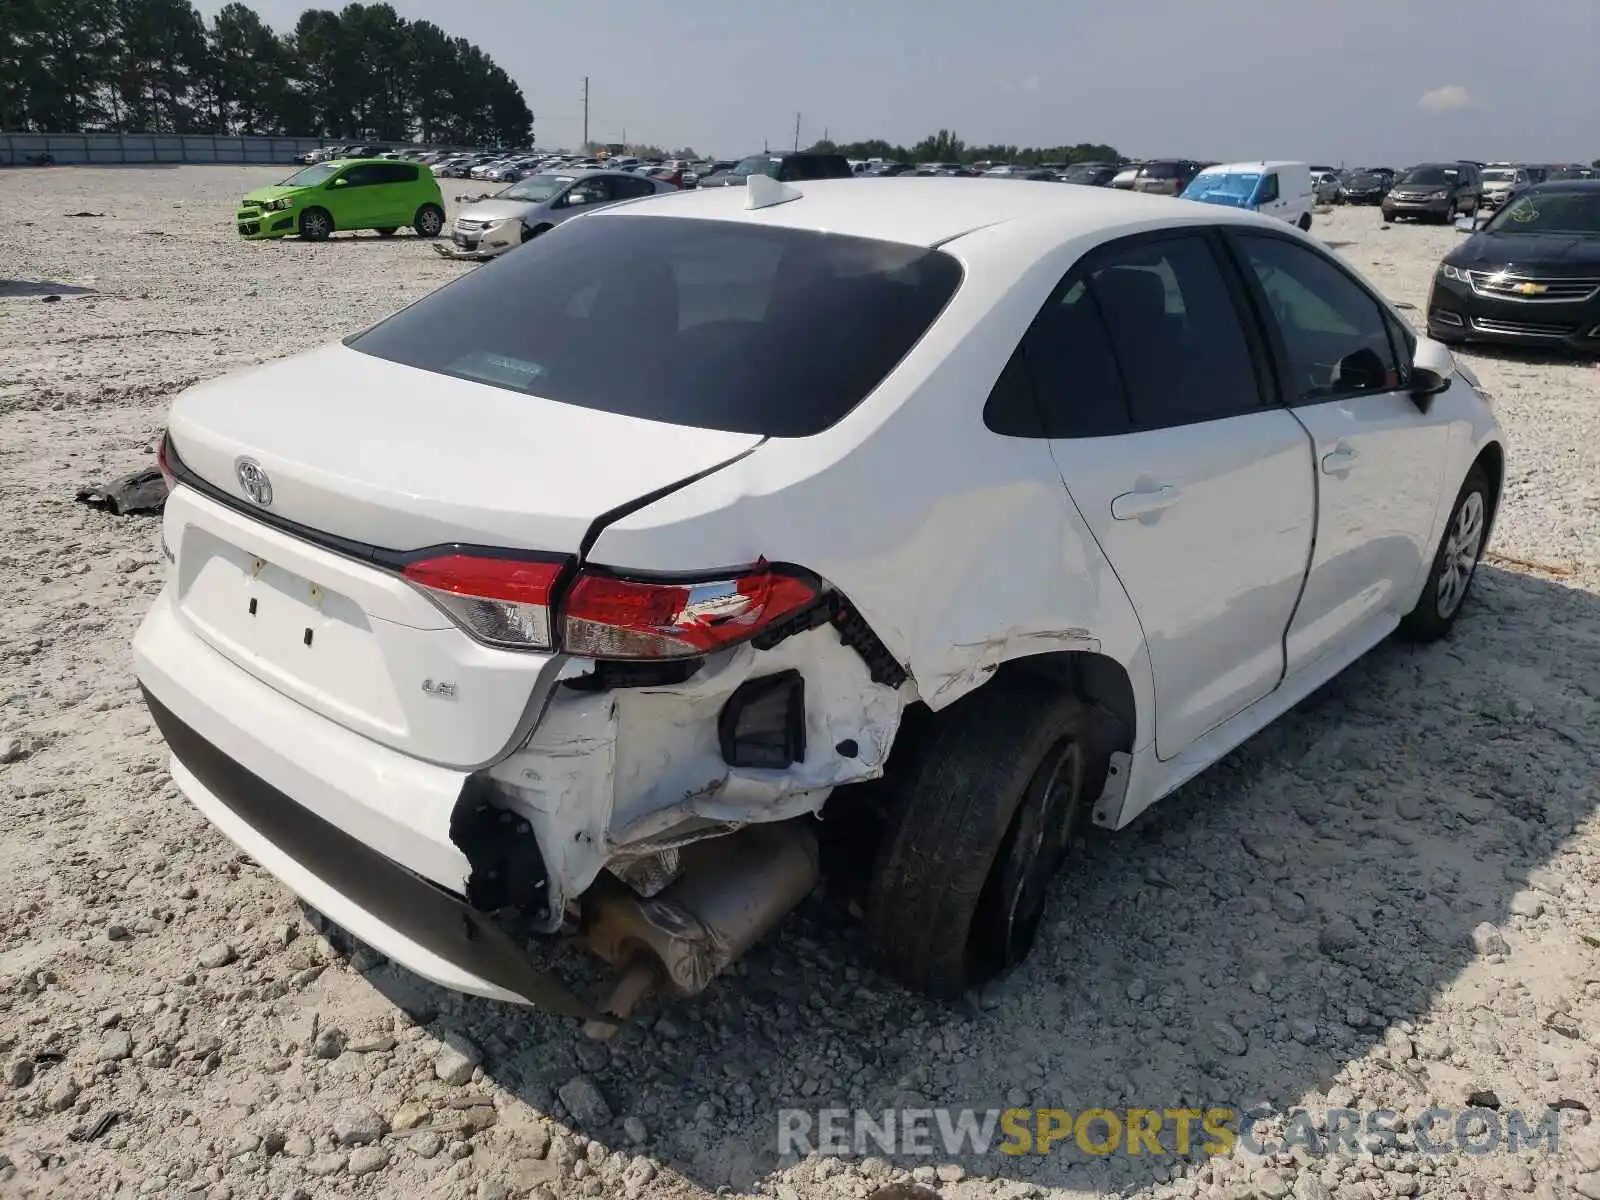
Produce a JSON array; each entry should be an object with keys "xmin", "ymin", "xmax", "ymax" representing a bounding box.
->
[
  {"xmin": 808, "ymin": 129, "xmax": 1121, "ymax": 167},
  {"xmin": 0, "ymin": 0, "xmax": 533, "ymax": 146}
]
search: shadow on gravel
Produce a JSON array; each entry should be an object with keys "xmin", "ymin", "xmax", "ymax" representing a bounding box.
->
[
  {"xmin": 1454, "ymin": 343, "xmax": 1600, "ymax": 368},
  {"xmin": 0, "ymin": 279, "xmax": 98, "ymax": 298},
  {"xmin": 359, "ymin": 563, "xmax": 1598, "ymax": 1197}
]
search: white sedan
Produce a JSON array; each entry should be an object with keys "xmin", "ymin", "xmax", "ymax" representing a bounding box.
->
[{"xmin": 135, "ymin": 175, "xmax": 1504, "ymax": 1025}]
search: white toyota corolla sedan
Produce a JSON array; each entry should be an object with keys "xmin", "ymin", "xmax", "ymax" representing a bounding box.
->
[{"xmin": 135, "ymin": 175, "xmax": 1505, "ymax": 1024}]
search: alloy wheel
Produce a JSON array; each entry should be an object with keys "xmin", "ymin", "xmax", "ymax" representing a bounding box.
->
[{"xmin": 1436, "ymin": 490, "xmax": 1485, "ymax": 618}]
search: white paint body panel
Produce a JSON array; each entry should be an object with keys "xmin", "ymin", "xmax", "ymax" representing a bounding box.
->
[{"xmin": 1047, "ymin": 411, "xmax": 1316, "ymax": 757}]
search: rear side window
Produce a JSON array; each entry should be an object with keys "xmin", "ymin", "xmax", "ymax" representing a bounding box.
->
[
  {"xmin": 1088, "ymin": 235, "xmax": 1263, "ymax": 427},
  {"xmin": 377, "ymin": 163, "xmax": 419, "ymax": 184},
  {"xmin": 987, "ymin": 280, "xmax": 1130, "ymax": 437},
  {"xmin": 348, "ymin": 215, "xmax": 962, "ymax": 437},
  {"xmin": 614, "ymin": 175, "xmax": 657, "ymax": 198}
]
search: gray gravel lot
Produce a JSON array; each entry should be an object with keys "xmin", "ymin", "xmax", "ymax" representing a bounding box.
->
[{"xmin": 1, "ymin": 168, "xmax": 1598, "ymax": 1200}]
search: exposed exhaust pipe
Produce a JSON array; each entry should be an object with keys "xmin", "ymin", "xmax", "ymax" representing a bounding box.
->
[{"xmin": 581, "ymin": 820, "xmax": 819, "ymax": 1035}]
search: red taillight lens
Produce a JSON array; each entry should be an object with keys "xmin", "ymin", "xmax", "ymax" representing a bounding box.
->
[
  {"xmin": 563, "ymin": 562, "xmax": 818, "ymax": 659},
  {"xmin": 156, "ymin": 434, "xmax": 176, "ymax": 491},
  {"xmin": 402, "ymin": 554, "xmax": 566, "ymax": 650}
]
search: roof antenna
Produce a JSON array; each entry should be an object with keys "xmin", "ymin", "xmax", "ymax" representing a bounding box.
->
[{"xmin": 746, "ymin": 173, "xmax": 803, "ymax": 211}]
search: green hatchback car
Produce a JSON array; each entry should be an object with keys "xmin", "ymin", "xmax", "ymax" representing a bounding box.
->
[{"xmin": 236, "ymin": 158, "xmax": 446, "ymax": 241}]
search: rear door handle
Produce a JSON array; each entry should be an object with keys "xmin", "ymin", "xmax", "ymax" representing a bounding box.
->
[
  {"xmin": 1111, "ymin": 484, "xmax": 1182, "ymax": 521},
  {"xmin": 1321, "ymin": 445, "xmax": 1359, "ymax": 475}
]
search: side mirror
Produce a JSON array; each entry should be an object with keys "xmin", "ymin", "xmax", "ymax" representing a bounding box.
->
[
  {"xmin": 1408, "ymin": 338, "xmax": 1455, "ymax": 410},
  {"xmin": 330, "ymin": 177, "xmax": 348, "ymax": 188}
]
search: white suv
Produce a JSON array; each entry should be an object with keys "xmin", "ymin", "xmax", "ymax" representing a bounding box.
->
[{"xmin": 136, "ymin": 175, "xmax": 1504, "ymax": 1025}]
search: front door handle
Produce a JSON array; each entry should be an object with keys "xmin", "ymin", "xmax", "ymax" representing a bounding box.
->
[
  {"xmin": 1321, "ymin": 445, "xmax": 1359, "ymax": 475},
  {"xmin": 1111, "ymin": 484, "xmax": 1182, "ymax": 521}
]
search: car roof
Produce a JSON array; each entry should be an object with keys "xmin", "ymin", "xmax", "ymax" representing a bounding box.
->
[
  {"xmin": 544, "ymin": 168, "xmax": 650, "ymax": 180},
  {"xmin": 593, "ymin": 176, "xmax": 1278, "ymax": 248},
  {"xmin": 1200, "ymin": 160, "xmax": 1305, "ymax": 173}
]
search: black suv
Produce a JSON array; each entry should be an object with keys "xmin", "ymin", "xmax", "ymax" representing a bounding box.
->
[
  {"xmin": 1382, "ymin": 162, "xmax": 1482, "ymax": 223},
  {"xmin": 698, "ymin": 152, "xmax": 855, "ymax": 187}
]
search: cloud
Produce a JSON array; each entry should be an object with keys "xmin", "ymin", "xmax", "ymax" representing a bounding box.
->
[
  {"xmin": 1418, "ymin": 84, "xmax": 1471, "ymax": 114},
  {"xmin": 1020, "ymin": 75, "xmax": 1040, "ymax": 94}
]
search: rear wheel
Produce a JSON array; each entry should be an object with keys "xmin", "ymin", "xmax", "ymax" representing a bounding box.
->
[
  {"xmin": 298, "ymin": 207, "xmax": 333, "ymax": 241},
  {"xmin": 866, "ymin": 677, "xmax": 1092, "ymax": 997},
  {"xmin": 413, "ymin": 204, "xmax": 445, "ymax": 238},
  {"xmin": 1297, "ymin": 212, "xmax": 1312, "ymax": 232},
  {"xmin": 1401, "ymin": 465, "xmax": 1491, "ymax": 641}
]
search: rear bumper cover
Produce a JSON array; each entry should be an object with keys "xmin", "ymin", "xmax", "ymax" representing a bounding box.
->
[{"xmin": 140, "ymin": 681, "xmax": 598, "ymax": 1019}]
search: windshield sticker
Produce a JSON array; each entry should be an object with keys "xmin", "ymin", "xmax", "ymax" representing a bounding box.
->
[
  {"xmin": 1509, "ymin": 202, "xmax": 1539, "ymax": 223},
  {"xmin": 452, "ymin": 352, "xmax": 548, "ymax": 389}
]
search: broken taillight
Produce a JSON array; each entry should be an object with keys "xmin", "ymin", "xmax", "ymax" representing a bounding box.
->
[
  {"xmin": 562, "ymin": 562, "xmax": 818, "ymax": 659},
  {"xmin": 402, "ymin": 553, "xmax": 567, "ymax": 650},
  {"xmin": 400, "ymin": 553, "xmax": 819, "ymax": 661},
  {"xmin": 156, "ymin": 433, "xmax": 176, "ymax": 492}
]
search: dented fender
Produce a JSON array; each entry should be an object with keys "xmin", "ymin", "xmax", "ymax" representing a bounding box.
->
[{"xmin": 476, "ymin": 623, "xmax": 905, "ymax": 926}]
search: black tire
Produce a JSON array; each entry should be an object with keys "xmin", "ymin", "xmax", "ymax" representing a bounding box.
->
[
  {"xmin": 1297, "ymin": 212, "xmax": 1312, "ymax": 232},
  {"xmin": 375, "ymin": 227, "xmax": 398, "ymax": 238},
  {"xmin": 298, "ymin": 207, "xmax": 333, "ymax": 241},
  {"xmin": 866, "ymin": 677, "xmax": 1092, "ymax": 997},
  {"xmin": 1400, "ymin": 465, "xmax": 1491, "ymax": 642},
  {"xmin": 413, "ymin": 204, "xmax": 445, "ymax": 238}
]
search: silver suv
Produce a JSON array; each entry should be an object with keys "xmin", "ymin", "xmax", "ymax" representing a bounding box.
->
[{"xmin": 435, "ymin": 169, "xmax": 672, "ymax": 260}]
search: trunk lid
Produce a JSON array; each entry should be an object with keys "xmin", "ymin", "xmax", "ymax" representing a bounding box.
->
[
  {"xmin": 163, "ymin": 342, "xmax": 761, "ymax": 767},
  {"xmin": 167, "ymin": 342, "xmax": 763, "ymax": 554}
]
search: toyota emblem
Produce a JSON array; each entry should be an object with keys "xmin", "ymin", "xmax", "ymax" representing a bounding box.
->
[{"xmin": 236, "ymin": 458, "xmax": 273, "ymax": 507}]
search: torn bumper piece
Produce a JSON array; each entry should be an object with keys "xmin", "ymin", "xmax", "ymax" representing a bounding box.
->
[{"xmin": 142, "ymin": 687, "xmax": 603, "ymax": 1022}]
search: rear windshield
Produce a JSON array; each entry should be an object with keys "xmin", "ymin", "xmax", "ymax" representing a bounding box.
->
[
  {"xmin": 1140, "ymin": 162, "xmax": 1184, "ymax": 178},
  {"xmin": 347, "ymin": 214, "xmax": 963, "ymax": 437}
]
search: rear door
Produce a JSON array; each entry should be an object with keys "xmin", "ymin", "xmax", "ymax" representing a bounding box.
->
[
  {"xmin": 1021, "ymin": 231, "xmax": 1316, "ymax": 757},
  {"xmin": 1225, "ymin": 231, "xmax": 1451, "ymax": 672}
]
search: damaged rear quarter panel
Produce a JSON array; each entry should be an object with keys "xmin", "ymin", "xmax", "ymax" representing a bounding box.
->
[
  {"xmin": 581, "ymin": 220, "xmax": 1158, "ymax": 746},
  {"xmin": 481, "ymin": 624, "xmax": 902, "ymax": 918}
]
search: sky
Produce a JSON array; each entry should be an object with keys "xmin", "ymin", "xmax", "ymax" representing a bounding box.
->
[{"xmin": 197, "ymin": 0, "xmax": 1599, "ymax": 165}]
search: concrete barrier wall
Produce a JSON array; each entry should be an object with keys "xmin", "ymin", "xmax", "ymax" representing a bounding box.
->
[{"xmin": 0, "ymin": 133, "xmax": 337, "ymax": 166}]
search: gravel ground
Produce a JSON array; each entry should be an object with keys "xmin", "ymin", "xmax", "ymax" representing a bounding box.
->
[{"xmin": 2, "ymin": 168, "xmax": 1598, "ymax": 1200}]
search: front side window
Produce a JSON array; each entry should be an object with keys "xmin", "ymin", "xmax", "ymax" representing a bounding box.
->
[
  {"xmin": 1233, "ymin": 234, "xmax": 1400, "ymax": 403},
  {"xmin": 336, "ymin": 164, "xmax": 384, "ymax": 188},
  {"xmin": 561, "ymin": 178, "xmax": 610, "ymax": 206},
  {"xmin": 1257, "ymin": 173, "xmax": 1280, "ymax": 203},
  {"xmin": 348, "ymin": 215, "xmax": 963, "ymax": 437}
]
